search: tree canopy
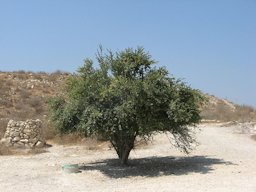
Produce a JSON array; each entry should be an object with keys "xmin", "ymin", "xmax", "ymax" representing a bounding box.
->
[{"xmin": 49, "ymin": 47, "xmax": 204, "ymax": 165}]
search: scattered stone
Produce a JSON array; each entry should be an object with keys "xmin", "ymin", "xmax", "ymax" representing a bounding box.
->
[
  {"xmin": 12, "ymin": 132, "xmax": 20, "ymax": 137},
  {"xmin": 23, "ymin": 129, "xmax": 32, "ymax": 134},
  {"xmin": 23, "ymin": 135, "xmax": 29, "ymax": 139},
  {"xmin": 0, "ymin": 137, "xmax": 11, "ymax": 144},
  {"xmin": 13, "ymin": 142, "xmax": 25, "ymax": 148},
  {"xmin": 13, "ymin": 137, "xmax": 21, "ymax": 142},
  {"xmin": 29, "ymin": 138, "xmax": 38, "ymax": 145},
  {"xmin": 35, "ymin": 141, "xmax": 45, "ymax": 148},
  {"xmin": 233, "ymin": 122, "xmax": 256, "ymax": 135},
  {"xmin": 20, "ymin": 139, "xmax": 29, "ymax": 143},
  {"xmin": 0, "ymin": 119, "xmax": 45, "ymax": 148}
]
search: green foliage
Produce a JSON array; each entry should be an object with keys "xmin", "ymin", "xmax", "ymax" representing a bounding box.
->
[{"xmin": 49, "ymin": 47, "xmax": 204, "ymax": 165}]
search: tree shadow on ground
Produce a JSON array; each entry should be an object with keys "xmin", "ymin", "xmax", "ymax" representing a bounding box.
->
[{"xmin": 79, "ymin": 155, "xmax": 235, "ymax": 178}]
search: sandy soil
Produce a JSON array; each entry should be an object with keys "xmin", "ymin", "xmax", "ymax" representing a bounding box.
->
[{"xmin": 0, "ymin": 124, "xmax": 256, "ymax": 192}]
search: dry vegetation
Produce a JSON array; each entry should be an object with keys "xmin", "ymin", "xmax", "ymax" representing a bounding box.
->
[
  {"xmin": 251, "ymin": 135, "xmax": 256, "ymax": 141},
  {"xmin": 201, "ymin": 94, "xmax": 256, "ymax": 122},
  {"xmin": 0, "ymin": 144, "xmax": 48, "ymax": 156},
  {"xmin": 1, "ymin": 71, "xmax": 256, "ymax": 155},
  {"xmin": 0, "ymin": 145, "xmax": 12, "ymax": 155},
  {"xmin": 0, "ymin": 71, "xmax": 68, "ymax": 120},
  {"xmin": 0, "ymin": 71, "xmax": 70, "ymax": 154}
]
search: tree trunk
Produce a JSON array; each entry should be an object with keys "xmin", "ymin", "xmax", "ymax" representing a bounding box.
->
[
  {"xmin": 120, "ymin": 147, "xmax": 132, "ymax": 165},
  {"xmin": 111, "ymin": 136, "xmax": 135, "ymax": 166}
]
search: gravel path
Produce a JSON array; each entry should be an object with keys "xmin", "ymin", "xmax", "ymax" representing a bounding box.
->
[{"xmin": 0, "ymin": 125, "xmax": 256, "ymax": 192}]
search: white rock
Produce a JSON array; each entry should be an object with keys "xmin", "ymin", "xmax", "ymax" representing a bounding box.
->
[
  {"xmin": 0, "ymin": 137, "xmax": 11, "ymax": 144},
  {"xmin": 12, "ymin": 132, "xmax": 20, "ymax": 137},
  {"xmin": 13, "ymin": 142, "xmax": 25, "ymax": 148},
  {"xmin": 20, "ymin": 139, "xmax": 29, "ymax": 143},
  {"xmin": 23, "ymin": 135, "xmax": 29, "ymax": 139},
  {"xmin": 23, "ymin": 129, "xmax": 32, "ymax": 134},
  {"xmin": 29, "ymin": 143, "xmax": 35, "ymax": 147},
  {"xmin": 29, "ymin": 138, "xmax": 38, "ymax": 144},
  {"xmin": 13, "ymin": 137, "xmax": 20, "ymax": 142},
  {"xmin": 35, "ymin": 141, "xmax": 44, "ymax": 148}
]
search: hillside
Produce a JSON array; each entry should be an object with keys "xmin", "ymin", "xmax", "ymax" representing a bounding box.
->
[
  {"xmin": 201, "ymin": 94, "xmax": 256, "ymax": 122},
  {"xmin": 0, "ymin": 71, "xmax": 255, "ymax": 139},
  {"xmin": 0, "ymin": 71, "xmax": 69, "ymax": 139}
]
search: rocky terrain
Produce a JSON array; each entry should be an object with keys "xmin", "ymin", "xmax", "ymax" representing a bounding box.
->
[
  {"xmin": 1, "ymin": 119, "xmax": 45, "ymax": 148},
  {"xmin": 201, "ymin": 94, "xmax": 256, "ymax": 122},
  {"xmin": 0, "ymin": 71, "xmax": 69, "ymax": 140}
]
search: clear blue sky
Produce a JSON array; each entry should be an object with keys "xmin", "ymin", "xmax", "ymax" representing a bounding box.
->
[{"xmin": 0, "ymin": 0, "xmax": 255, "ymax": 107}]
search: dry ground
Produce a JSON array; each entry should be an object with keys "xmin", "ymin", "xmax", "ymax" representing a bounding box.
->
[{"xmin": 0, "ymin": 124, "xmax": 256, "ymax": 192}]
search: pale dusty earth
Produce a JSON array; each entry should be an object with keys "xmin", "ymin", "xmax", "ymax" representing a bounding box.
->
[{"xmin": 0, "ymin": 124, "xmax": 256, "ymax": 192}]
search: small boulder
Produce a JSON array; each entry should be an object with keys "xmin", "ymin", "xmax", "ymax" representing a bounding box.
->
[{"xmin": 35, "ymin": 141, "xmax": 45, "ymax": 148}]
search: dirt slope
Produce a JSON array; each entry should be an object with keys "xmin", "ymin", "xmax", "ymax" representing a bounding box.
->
[{"xmin": 0, "ymin": 124, "xmax": 255, "ymax": 192}]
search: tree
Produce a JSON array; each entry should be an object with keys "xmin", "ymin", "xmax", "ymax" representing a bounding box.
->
[{"xmin": 49, "ymin": 47, "xmax": 204, "ymax": 165}]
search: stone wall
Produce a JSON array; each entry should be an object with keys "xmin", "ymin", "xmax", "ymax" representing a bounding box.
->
[{"xmin": 1, "ymin": 119, "xmax": 45, "ymax": 148}]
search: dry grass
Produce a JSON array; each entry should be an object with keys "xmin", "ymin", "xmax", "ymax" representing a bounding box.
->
[
  {"xmin": 82, "ymin": 138, "xmax": 107, "ymax": 150},
  {"xmin": 201, "ymin": 102, "xmax": 256, "ymax": 122},
  {"xmin": 0, "ymin": 119, "xmax": 9, "ymax": 138},
  {"xmin": 42, "ymin": 121, "xmax": 58, "ymax": 140},
  {"xmin": 0, "ymin": 71, "xmax": 66, "ymax": 121},
  {"xmin": 0, "ymin": 145, "xmax": 47, "ymax": 156},
  {"xmin": 26, "ymin": 148, "xmax": 47, "ymax": 155},
  {"xmin": 251, "ymin": 135, "xmax": 256, "ymax": 141},
  {"xmin": 49, "ymin": 133, "xmax": 85, "ymax": 145},
  {"xmin": 48, "ymin": 133, "xmax": 107, "ymax": 150},
  {"xmin": 0, "ymin": 145, "xmax": 13, "ymax": 155}
]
